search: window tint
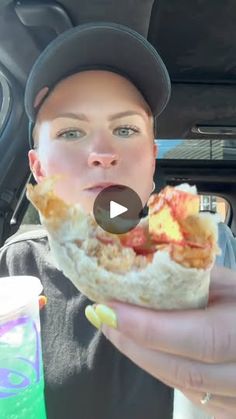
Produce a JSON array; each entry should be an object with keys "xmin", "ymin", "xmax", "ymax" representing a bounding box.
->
[
  {"xmin": 156, "ymin": 139, "xmax": 236, "ymax": 160},
  {"xmin": 0, "ymin": 72, "xmax": 11, "ymax": 135}
]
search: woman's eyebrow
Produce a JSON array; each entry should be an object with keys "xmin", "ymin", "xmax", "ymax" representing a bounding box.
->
[
  {"xmin": 108, "ymin": 110, "xmax": 146, "ymax": 121},
  {"xmin": 51, "ymin": 110, "xmax": 146, "ymax": 122},
  {"xmin": 52, "ymin": 112, "xmax": 89, "ymax": 121}
]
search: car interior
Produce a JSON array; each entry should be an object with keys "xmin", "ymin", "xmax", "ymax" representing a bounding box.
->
[{"xmin": 0, "ymin": 0, "xmax": 236, "ymax": 247}]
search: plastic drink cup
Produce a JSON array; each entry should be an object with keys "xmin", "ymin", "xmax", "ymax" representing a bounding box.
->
[{"xmin": 0, "ymin": 276, "xmax": 47, "ymax": 418}]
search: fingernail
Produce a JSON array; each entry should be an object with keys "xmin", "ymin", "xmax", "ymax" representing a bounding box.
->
[
  {"xmin": 95, "ymin": 304, "xmax": 117, "ymax": 328},
  {"xmin": 85, "ymin": 305, "xmax": 102, "ymax": 329},
  {"xmin": 39, "ymin": 296, "xmax": 47, "ymax": 310}
]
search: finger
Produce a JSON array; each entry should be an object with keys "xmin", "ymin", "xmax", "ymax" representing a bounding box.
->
[
  {"xmin": 102, "ymin": 327, "xmax": 236, "ymax": 397},
  {"xmin": 182, "ymin": 389, "xmax": 236, "ymax": 418},
  {"xmin": 39, "ymin": 295, "xmax": 47, "ymax": 310},
  {"xmin": 210, "ymin": 266, "xmax": 236, "ymax": 303},
  {"xmin": 102, "ymin": 301, "xmax": 236, "ymax": 363}
]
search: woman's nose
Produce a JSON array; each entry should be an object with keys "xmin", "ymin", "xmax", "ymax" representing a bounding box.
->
[{"xmin": 88, "ymin": 152, "xmax": 119, "ymax": 168}]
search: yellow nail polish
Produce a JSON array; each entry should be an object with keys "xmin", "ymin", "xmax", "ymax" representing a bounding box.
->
[
  {"xmin": 95, "ymin": 304, "xmax": 117, "ymax": 328},
  {"xmin": 85, "ymin": 305, "xmax": 102, "ymax": 329}
]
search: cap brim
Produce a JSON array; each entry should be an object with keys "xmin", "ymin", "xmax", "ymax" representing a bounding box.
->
[{"xmin": 25, "ymin": 22, "xmax": 171, "ymax": 122}]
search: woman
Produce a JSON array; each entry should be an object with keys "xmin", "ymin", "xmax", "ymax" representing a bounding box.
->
[{"xmin": 1, "ymin": 22, "xmax": 236, "ymax": 419}]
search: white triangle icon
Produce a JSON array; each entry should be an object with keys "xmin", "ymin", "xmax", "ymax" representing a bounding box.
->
[{"xmin": 110, "ymin": 200, "xmax": 128, "ymax": 219}]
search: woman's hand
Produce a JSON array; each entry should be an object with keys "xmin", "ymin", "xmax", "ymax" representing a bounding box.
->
[
  {"xmin": 39, "ymin": 295, "xmax": 47, "ymax": 310},
  {"xmin": 85, "ymin": 266, "xmax": 236, "ymax": 419}
]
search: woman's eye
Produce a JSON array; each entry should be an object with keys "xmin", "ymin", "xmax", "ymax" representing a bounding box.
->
[
  {"xmin": 57, "ymin": 129, "xmax": 84, "ymax": 140},
  {"xmin": 114, "ymin": 126, "xmax": 139, "ymax": 138}
]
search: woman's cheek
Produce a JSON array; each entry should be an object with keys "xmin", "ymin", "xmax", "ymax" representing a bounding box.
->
[
  {"xmin": 37, "ymin": 143, "xmax": 85, "ymax": 202},
  {"xmin": 131, "ymin": 141, "xmax": 155, "ymax": 201},
  {"xmin": 133, "ymin": 142, "xmax": 154, "ymax": 171},
  {"xmin": 40, "ymin": 145, "xmax": 79, "ymax": 177}
]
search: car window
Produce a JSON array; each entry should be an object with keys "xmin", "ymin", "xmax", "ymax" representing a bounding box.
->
[
  {"xmin": 199, "ymin": 195, "xmax": 230, "ymax": 222},
  {"xmin": 155, "ymin": 139, "xmax": 231, "ymax": 223},
  {"xmin": 0, "ymin": 72, "xmax": 11, "ymax": 136},
  {"xmin": 156, "ymin": 139, "xmax": 236, "ymax": 160}
]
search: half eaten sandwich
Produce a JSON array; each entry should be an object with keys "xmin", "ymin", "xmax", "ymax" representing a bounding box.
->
[{"xmin": 26, "ymin": 178, "xmax": 220, "ymax": 310}]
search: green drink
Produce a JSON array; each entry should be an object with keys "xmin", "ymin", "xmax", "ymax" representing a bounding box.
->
[{"xmin": 0, "ymin": 276, "xmax": 47, "ymax": 418}]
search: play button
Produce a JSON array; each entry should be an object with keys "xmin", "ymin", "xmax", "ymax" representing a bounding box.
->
[
  {"xmin": 93, "ymin": 185, "xmax": 144, "ymax": 234},
  {"xmin": 110, "ymin": 201, "xmax": 128, "ymax": 219}
]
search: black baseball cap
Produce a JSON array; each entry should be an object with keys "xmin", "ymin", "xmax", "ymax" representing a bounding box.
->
[{"xmin": 25, "ymin": 22, "xmax": 171, "ymax": 140}]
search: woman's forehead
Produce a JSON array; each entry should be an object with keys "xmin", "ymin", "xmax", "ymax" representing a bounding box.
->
[
  {"xmin": 53, "ymin": 70, "xmax": 145, "ymax": 94},
  {"xmin": 36, "ymin": 70, "xmax": 152, "ymax": 121}
]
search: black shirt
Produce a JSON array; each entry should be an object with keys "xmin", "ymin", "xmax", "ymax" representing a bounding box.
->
[{"xmin": 0, "ymin": 229, "xmax": 173, "ymax": 419}]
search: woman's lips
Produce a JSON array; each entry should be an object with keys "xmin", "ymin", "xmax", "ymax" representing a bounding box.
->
[
  {"xmin": 84, "ymin": 183, "xmax": 117, "ymax": 194},
  {"xmin": 84, "ymin": 186, "xmax": 106, "ymax": 194}
]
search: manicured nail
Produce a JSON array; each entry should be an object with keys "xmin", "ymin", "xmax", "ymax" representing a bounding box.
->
[
  {"xmin": 85, "ymin": 305, "xmax": 102, "ymax": 329},
  {"xmin": 39, "ymin": 296, "xmax": 47, "ymax": 310},
  {"xmin": 95, "ymin": 304, "xmax": 117, "ymax": 328}
]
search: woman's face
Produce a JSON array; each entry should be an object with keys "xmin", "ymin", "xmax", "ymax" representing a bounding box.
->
[{"xmin": 29, "ymin": 70, "xmax": 157, "ymax": 213}]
